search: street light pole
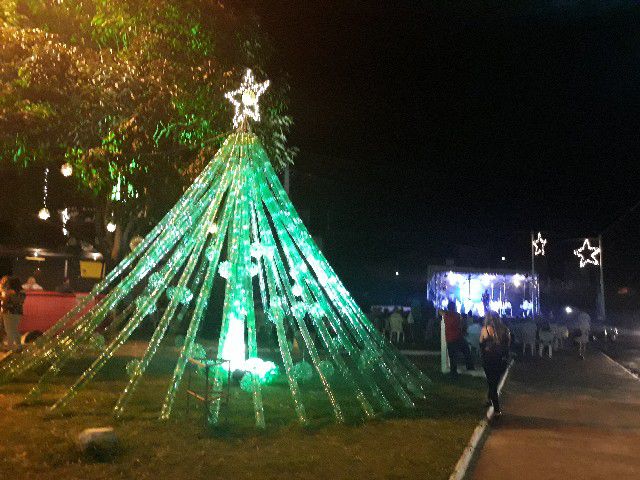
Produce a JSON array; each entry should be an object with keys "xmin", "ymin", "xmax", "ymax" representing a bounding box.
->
[
  {"xmin": 598, "ymin": 234, "xmax": 606, "ymax": 321},
  {"xmin": 531, "ymin": 231, "xmax": 536, "ymax": 320}
]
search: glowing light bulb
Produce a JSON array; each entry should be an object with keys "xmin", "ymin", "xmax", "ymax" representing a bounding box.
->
[
  {"xmin": 106, "ymin": 222, "xmax": 117, "ymax": 232},
  {"xmin": 38, "ymin": 207, "xmax": 50, "ymax": 220},
  {"xmin": 242, "ymin": 90, "xmax": 257, "ymax": 106},
  {"xmin": 60, "ymin": 162, "xmax": 73, "ymax": 177}
]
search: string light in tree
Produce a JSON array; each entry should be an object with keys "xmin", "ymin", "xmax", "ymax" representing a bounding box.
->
[
  {"xmin": 532, "ymin": 231, "xmax": 547, "ymax": 256},
  {"xmin": 60, "ymin": 162, "xmax": 73, "ymax": 177},
  {"xmin": 225, "ymin": 69, "xmax": 270, "ymax": 128},
  {"xmin": 106, "ymin": 215, "xmax": 117, "ymax": 233},
  {"xmin": 574, "ymin": 238, "xmax": 600, "ymax": 268},
  {"xmin": 38, "ymin": 168, "xmax": 50, "ymax": 220},
  {"xmin": 60, "ymin": 208, "xmax": 70, "ymax": 236}
]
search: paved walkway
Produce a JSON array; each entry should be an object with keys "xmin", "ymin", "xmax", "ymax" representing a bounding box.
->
[{"xmin": 471, "ymin": 350, "xmax": 640, "ymax": 480}]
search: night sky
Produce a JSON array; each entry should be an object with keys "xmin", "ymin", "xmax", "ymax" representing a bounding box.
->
[
  {"xmin": 253, "ymin": 1, "xmax": 640, "ymax": 300},
  {"xmin": 2, "ymin": 2, "xmax": 640, "ymax": 305}
]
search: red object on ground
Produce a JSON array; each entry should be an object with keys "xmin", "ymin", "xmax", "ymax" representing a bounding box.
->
[{"xmin": 20, "ymin": 291, "xmax": 99, "ymax": 334}]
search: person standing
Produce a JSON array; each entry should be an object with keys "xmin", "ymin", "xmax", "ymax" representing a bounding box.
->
[
  {"xmin": 441, "ymin": 301, "xmax": 474, "ymax": 376},
  {"xmin": 22, "ymin": 276, "xmax": 43, "ymax": 291},
  {"xmin": 406, "ymin": 308, "xmax": 415, "ymax": 343},
  {"xmin": 577, "ymin": 310, "xmax": 591, "ymax": 359},
  {"xmin": 3, "ymin": 277, "xmax": 25, "ymax": 352},
  {"xmin": 480, "ymin": 312, "xmax": 508, "ymax": 416},
  {"xmin": 0, "ymin": 275, "xmax": 8, "ymax": 345},
  {"xmin": 388, "ymin": 307, "xmax": 405, "ymax": 343}
]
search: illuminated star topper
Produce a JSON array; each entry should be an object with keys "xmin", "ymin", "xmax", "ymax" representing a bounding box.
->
[
  {"xmin": 225, "ymin": 68, "xmax": 270, "ymax": 128},
  {"xmin": 533, "ymin": 232, "xmax": 547, "ymax": 256},
  {"xmin": 574, "ymin": 238, "xmax": 600, "ymax": 268}
]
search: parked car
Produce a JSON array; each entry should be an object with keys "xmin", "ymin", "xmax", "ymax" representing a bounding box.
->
[{"xmin": 589, "ymin": 323, "xmax": 618, "ymax": 343}]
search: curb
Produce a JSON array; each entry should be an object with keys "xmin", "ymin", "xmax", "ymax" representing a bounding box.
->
[
  {"xmin": 448, "ymin": 359, "xmax": 514, "ymax": 480},
  {"xmin": 600, "ymin": 350, "xmax": 640, "ymax": 382}
]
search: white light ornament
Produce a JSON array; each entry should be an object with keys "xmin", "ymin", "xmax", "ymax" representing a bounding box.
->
[
  {"xmin": 574, "ymin": 238, "xmax": 600, "ymax": 268},
  {"xmin": 61, "ymin": 207, "xmax": 70, "ymax": 236},
  {"xmin": 218, "ymin": 260, "xmax": 232, "ymax": 279},
  {"xmin": 60, "ymin": 162, "xmax": 73, "ymax": 177},
  {"xmin": 291, "ymin": 283, "xmax": 304, "ymax": 298},
  {"xmin": 532, "ymin": 232, "xmax": 547, "ymax": 256},
  {"xmin": 225, "ymin": 69, "xmax": 270, "ymax": 128},
  {"xmin": 38, "ymin": 207, "xmax": 51, "ymax": 221},
  {"xmin": 38, "ymin": 167, "xmax": 50, "ymax": 221}
]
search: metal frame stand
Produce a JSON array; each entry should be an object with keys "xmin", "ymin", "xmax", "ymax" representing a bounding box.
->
[{"xmin": 186, "ymin": 357, "xmax": 231, "ymax": 426}]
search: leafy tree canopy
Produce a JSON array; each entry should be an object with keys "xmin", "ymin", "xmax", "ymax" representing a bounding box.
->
[{"xmin": 0, "ymin": 0, "xmax": 296, "ymax": 258}]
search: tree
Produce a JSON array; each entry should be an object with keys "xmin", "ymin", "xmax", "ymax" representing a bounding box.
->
[{"xmin": 0, "ymin": 0, "xmax": 296, "ymax": 260}]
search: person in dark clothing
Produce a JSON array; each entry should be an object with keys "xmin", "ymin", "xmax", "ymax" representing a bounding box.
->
[
  {"xmin": 440, "ymin": 301, "xmax": 474, "ymax": 377},
  {"xmin": 480, "ymin": 312, "xmax": 510, "ymax": 416},
  {"xmin": 3, "ymin": 277, "xmax": 26, "ymax": 352}
]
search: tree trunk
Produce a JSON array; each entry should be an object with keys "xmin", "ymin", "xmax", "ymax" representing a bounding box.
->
[{"xmin": 110, "ymin": 224, "xmax": 122, "ymax": 261}]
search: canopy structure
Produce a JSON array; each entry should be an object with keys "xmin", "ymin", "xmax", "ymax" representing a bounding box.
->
[
  {"xmin": 0, "ymin": 70, "xmax": 430, "ymax": 428},
  {"xmin": 427, "ymin": 266, "xmax": 539, "ymax": 318}
]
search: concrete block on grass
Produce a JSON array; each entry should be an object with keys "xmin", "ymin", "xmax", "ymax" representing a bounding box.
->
[{"xmin": 77, "ymin": 427, "xmax": 119, "ymax": 461}]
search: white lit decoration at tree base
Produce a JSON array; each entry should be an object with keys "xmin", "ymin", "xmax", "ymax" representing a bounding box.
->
[{"xmin": 0, "ymin": 69, "xmax": 429, "ymax": 429}]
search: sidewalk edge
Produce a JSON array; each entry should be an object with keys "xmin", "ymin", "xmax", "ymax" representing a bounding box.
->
[
  {"xmin": 600, "ymin": 350, "xmax": 640, "ymax": 382},
  {"xmin": 448, "ymin": 360, "xmax": 514, "ymax": 480}
]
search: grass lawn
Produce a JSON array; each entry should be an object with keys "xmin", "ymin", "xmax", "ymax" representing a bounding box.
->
[{"xmin": 0, "ymin": 344, "xmax": 485, "ymax": 480}]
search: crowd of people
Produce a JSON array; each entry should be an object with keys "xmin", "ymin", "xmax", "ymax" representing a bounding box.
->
[{"xmin": 367, "ymin": 306, "xmax": 417, "ymax": 343}]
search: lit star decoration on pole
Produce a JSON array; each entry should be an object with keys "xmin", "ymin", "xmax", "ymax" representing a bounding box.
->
[
  {"xmin": 574, "ymin": 238, "xmax": 600, "ymax": 268},
  {"xmin": 532, "ymin": 232, "xmax": 547, "ymax": 256},
  {"xmin": 225, "ymin": 69, "xmax": 270, "ymax": 128}
]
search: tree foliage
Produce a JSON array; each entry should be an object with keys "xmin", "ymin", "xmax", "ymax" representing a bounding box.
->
[{"xmin": 0, "ymin": 0, "xmax": 296, "ymax": 259}]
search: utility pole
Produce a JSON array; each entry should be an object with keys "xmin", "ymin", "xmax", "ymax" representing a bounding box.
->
[
  {"xmin": 284, "ymin": 166, "xmax": 290, "ymax": 194},
  {"xmin": 530, "ymin": 231, "xmax": 536, "ymax": 320},
  {"xmin": 598, "ymin": 234, "xmax": 606, "ymax": 321}
]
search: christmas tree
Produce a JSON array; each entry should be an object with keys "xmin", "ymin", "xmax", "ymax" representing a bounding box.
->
[{"xmin": 0, "ymin": 70, "xmax": 430, "ymax": 427}]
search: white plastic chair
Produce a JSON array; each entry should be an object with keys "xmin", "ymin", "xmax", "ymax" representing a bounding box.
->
[
  {"xmin": 390, "ymin": 329, "xmax": 405, "ymax": 344},
  {"xmin": 389, "ymin": 314, "xmax": 404, "ymax": 344}
]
